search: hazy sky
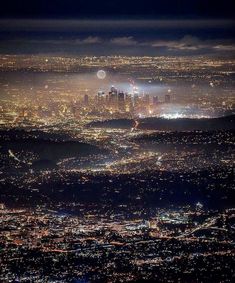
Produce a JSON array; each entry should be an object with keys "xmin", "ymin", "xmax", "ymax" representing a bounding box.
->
[{"xmin": 0, "ymin": 19, "xmax": 234, "ymax": 56}]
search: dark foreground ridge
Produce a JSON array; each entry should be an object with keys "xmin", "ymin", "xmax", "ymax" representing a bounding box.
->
[
  {"xmin": 87, "ymin": 115, "xmax": 235, "ymax": 131},
  {"xmin": 0, "ymin": 129, "xmax": 106, "ymax": 171}
]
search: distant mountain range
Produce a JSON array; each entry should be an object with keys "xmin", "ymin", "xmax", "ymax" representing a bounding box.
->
[{"xmin": 87, "ymin": 115, "xmax": 235, "ymax": 131}]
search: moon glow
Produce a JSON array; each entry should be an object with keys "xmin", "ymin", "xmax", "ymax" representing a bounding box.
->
[{"xmin": 97, "ymin": 70, "xmax": 106, "ymax": 79}]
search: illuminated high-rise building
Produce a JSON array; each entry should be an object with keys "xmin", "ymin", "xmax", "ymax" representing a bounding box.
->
[
  {"xmin": 97, "ymin": 90, "xmax": 106, "ymax": 107},
  {"xmin": 144, "ymin": 94, "xmax": 150, "ymax": 106},
  {"xmin": 132, "ymin": 86, "xmax": 139, "ymax": 107},
  {"xmin": 110, "ymin": 86, "xmax": 117, "ymax": 93},
  {"xmin": 118, "ymin": 91, "xmax": 125, "ymax": 112},
  {"xmin": 108, "ymin": 86, "xmax": 118, "ymax": 110},
  {"xmin": 153, "ymin": 96, "xmax": 159, "ymax": 106},
  {"xmin": 125, "ymin": 93, "xmax": 134, "ymax": 113},
  {"xmin": 165, "ymin": 94, "xmax": 171, "ymax": 103}
]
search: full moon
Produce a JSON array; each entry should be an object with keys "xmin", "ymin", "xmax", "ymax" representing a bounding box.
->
[{"xmin": 97, "ymin": 70, "xmax": 106, "ymax": 80}]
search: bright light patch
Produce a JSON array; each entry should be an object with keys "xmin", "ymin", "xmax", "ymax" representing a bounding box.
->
[{"xmin": 97, "ymin": 70, "xmax": 106, "ymax": 79}]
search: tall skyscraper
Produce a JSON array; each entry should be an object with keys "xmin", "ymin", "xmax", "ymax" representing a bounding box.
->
[
  {"xmin": 153, "ymin": 96, "xmax": 159, "ymax": 106},
  {"xmin": 108, "ymin": 86, "xmax": 118, "ymax": 110},
  {"xmin": 144, "ymin": 94, "xmax": 150, "ymax": 106},
  {"xmin": 165, "ymin": 94, "xmax": 171, "ymax": 103},
  {"xmin": 125, "ymin": 93, "xmax": 134, "ymax": 114},
  {"xmin": 132, "ymin": 86, "xmax": 139, "ymax": 107},
  {"xmin": 118, "ymin": 91, "xmax": 125, "ymax": 112},
  {"xmin": 97, "ymin": 90, "xmax": 105, "ymax": 106}
]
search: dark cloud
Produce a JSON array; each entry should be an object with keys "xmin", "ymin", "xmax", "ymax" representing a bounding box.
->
[
  {"xmin": 110, "ymin": 37, "xmax": 138, "ymax": 46},
  {"xmin": 0, "ymin": 19, "xmax": 234, "ymax": 32},
  {"xmin": 0, "ymin": 19, "xmax": 234, "ymax": 56},
  {"xmin": 75, "ymin": 36, "xmax": 102, "ymax": 44},
  {"xmin": 151, "ymin": 36, "xmax": 235, "ymax": 51},
  {"xmin": 1, "ymin": 35, "xmax": 234, "ymax": 56}
]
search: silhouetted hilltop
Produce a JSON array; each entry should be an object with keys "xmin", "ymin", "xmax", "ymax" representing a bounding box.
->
[
  {"xmin": 87, "ymin": 115, "xmax": 235, "ymax": 131},
  {"xmin": 32, "ymin": 159, "xmax": 58, "ymax": 171},
  {"xmin": 0, "ymin": 129, "xmax": 106, "ymax": 162},
  {"xmin": 138, "ymin": 115, "xmax": 235, "ymax": 131}
]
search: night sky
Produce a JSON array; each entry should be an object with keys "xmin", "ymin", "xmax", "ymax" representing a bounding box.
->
[
  {"xmin": 0, "ymin": 0, "xmax": 234, "ymax": 56},
  {"xmin": 0, "ymin": 0, "xmax": 234, "ymax": 18}
]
